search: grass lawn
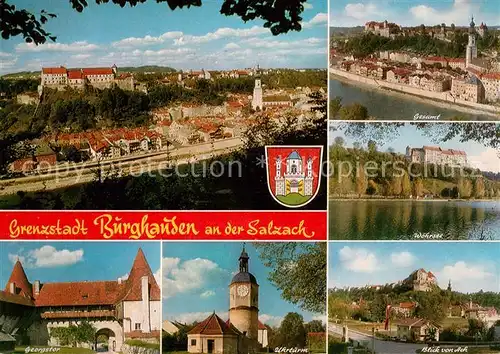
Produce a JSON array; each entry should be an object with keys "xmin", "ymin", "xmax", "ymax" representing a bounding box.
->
[
  {"xmin": 15, "ymin": 346, "xmax": 95, "ymax": 353},
  {"xmin": 277, "ymin": 193, "xmax": 311, "ymax": 206},
  {"xmin": 439, "ymin": 316, "xmax": 469, "ymax": 329}
]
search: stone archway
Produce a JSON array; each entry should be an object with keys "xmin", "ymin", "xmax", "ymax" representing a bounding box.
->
[{"xmin": 95, "ymin": 328, "xmax": 117, "ymax": 353}]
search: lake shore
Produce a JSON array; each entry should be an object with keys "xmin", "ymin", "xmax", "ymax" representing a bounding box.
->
[
  {"xmin": 329, "ymin": 198, "xmax": 500, "ymax": 202},
  {"xmin": 329, "ymin": 70, "xmax": 500, "ymax": 120}
]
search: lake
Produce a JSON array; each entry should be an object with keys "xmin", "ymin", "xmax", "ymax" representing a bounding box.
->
[
  {"xmin": 329, "ymin": 79, "xmax": 496, "ymax": 121},
  {"xmin": 329, "ymin": 200, "xmax": 500, "ymax": 240}
]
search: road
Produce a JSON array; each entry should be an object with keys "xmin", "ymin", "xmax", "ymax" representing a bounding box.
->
[
  {"xmin": 329, "ymin": 322, "xmax": 425, "ymax": 354},
  {"xmin": 0, "ymin": 137, "xmax": 243, "ymax": 196}
]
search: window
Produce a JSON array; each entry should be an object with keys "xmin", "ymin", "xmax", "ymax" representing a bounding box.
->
[
  {"xmin": 191, "ymin": 339, "xmax": 196, "ymax": 346},
  {"xmin": 135, "ymin": 323, "xmax": 141, "ymax": 330}
]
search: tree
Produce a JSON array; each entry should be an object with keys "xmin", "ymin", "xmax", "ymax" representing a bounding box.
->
[
  {"xmin": 75, "ymin": 321, "xmax": 96, "ymax": 348},
  {"xmin": 413, "ymin": 178, "xmax": 424, "ymax": 197},
  {"xmin": 473, "ymin": 177, "xmax": 485, "ymax": 199},
  {"xmin": 356, "ymin": 164, "xmax": 368, "ymax": 198},
  {"xmin": 334, "ymin": 136, "xmax": 345, "ymax": 147},
  {"xmin": 328, "ymin": 296, "xmax": 351, "ymax": 321},
  {"xmin": 277, "ymin": 313, "xmax": 307, "ymax": 348},
  {"xmin": 401, "ymin": 172, "xmax": 411, "ymax": 198},
  {"xmin": 1, "ymin": 0, "xmax": 310, "ymax": 45},
  {"xmin": 339, "ymin": 103, "xmax": 369, "ymax": 120},
  {"xmin": 329, "ymin": 97, "xmax": 342, "ymax": 119},
  {"xmin": 253, "ymin": 242, "xmax": 326, "ymax": 313},
  {"xmin": 304, "ymin": 320, "xmax": 325, "ymax": 333}
]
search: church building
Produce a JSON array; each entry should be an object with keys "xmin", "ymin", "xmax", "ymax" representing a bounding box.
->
[
  {"xmin": 187, "ymin": 246, "xmax": 263, "ymax": 354},
  {"xmin": 0, "ymin": 248, "xmax": 160, "ymax": 353}
]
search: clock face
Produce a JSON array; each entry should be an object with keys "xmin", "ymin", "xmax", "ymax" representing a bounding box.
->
[{"xmin": 237, "ymin": 285, "xmax": 249, "ymax": 297}]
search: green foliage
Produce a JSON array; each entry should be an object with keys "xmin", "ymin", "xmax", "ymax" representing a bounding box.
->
[
  {"xmin": 162, "ymin": 325, "xmax": 192, "ymax": 351},
  {"xmin": 50, "ymin": 321, "xmax": 96, "ymax": 347},
  {"xmin": 253, "ymin": 242, "xmax": 327, "ymax": 313},
  {"xmin": 124, "ymin": 339, "xmax": 160, "ymax": 349},
  {"xmin": 338, "ymin": 32, "xmax": 470, "ymax": 58},
  {"xmin": 0, "ymin": 79, "xmax": 39, "ymax": 98},
  {"xmin": 276, "ymin": 313, "xmax": 307, "ymax": 348},
  {"xmin": 339, "ymin": 103, "xmax": 369, "ymax": 121}
]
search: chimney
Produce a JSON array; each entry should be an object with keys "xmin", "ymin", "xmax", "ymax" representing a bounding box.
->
[
  {"xmin": 9, "ymin": 282, "xmax": 15, "ymax": 294},
  {"xmin": 34, "ymin": 280, "xmax": 40, "ymax": 297},
  {"xmin": 141, "ymin": 275, "xmax": 151, "ymax": 333}
]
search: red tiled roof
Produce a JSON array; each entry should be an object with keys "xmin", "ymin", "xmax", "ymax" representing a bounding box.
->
[
  {"xmin": 482, "ymin": 72, "xmax": 500, "ymax": 80},
  {"xmin": 82, "ymin": 68, "xmax": 114, "ymax": 76},
  {"xmin": 35, "ymin": 281, "xmax": 123, "ymax": 306},
  {"xmin": 68, "ymin": 70, "xmax": 83, "ymax": 80},
  {"xmin": 5, "ymin": 260, "xmax": 33, "ymax": 300},
  {"xmin": 258, "ymin": 320, "xmax": 267, "ymax": 330},
  {"xmin": 447, "ymin": 58, "xmax": 465, "ymax": 63},
  {"xmin": 41, "ymin": 310, "xmax": 115, "ymax": 319},
  {"xmin": 399, "ymin": 302, "xmax": 416, "ymax": 309},
  {"xmin": 118, "ymin": 248, "xmax": 161, "ymax": 302},
  {"xmin": 0, "ymin": 290, "xmax": 35, "ymax": 306},
  {"xmin": 427, "ymin": 271, "xmax": 435, "ymax": 278},
  {"xmin": 42, "ymin": 67, "xmax": 67, "ymax": 74},
  {"xmin": 423, "ymin": 145, "xmax": 441, "ymax": 151},
  {"xmin": 191, "ymin": 314, "xmax": 240, "ymax": 335}
]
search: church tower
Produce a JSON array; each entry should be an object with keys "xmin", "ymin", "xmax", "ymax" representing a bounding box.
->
[
  {"xmin": 251, "ymin": 65, "xmax": 263, "ymax": 111},
  {"xmin": 466, "ymin": 16, "xmax": 477, "ymax": 68},
  {"xmin": 229, "ymin": 245, "xmax": 259, "ymax": 340}
]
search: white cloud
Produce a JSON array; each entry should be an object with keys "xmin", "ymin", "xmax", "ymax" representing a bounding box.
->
[
  {"xmin": 16, "ymin": 41, "xmax": 99, "ymax": 53},
  {"xmin": 259, "ymin": 314, "xmax": 283, "ymax": 327},
  {"xmin": 242, "ymin": 36, "xmax": 324, "ymax": 49},
  {"xmin": 409, "ymin": 0, "xmax": 479, "ymax": 26},
  {"xmin": 468, "ymin": 148, "xmax": 500, "ymax": 173},
  {"xmin": 200, "ymin": 290, "xmax": 215, "ymax": 298},
  {"xmin": 303, "ymin": 13, "xmax": 328, "ymax": 28},
  {"xmin": 9, "ymin": 245, "xmax": 84, "ymax": 268},
  {"xmin": 112, "ymin": 31, "xmax": 184, "ymax": 48},
  {"xmin": 436, "ymin": 261, "xmax": 497, "ymax": 293},
  {"xmin": 390, "ymin": 251, "xmax": 416, "ymax": 267},
  {"xmin": 343, "ymin": 3, "xmax": 380, "ymax": 20},
  {"xmin": 162, "ymin": 257, "xmax": 228, "ymax": 299},
  {"xmin": 70, "ymin": 54, "xmax": 92, "ymax": 61},
  {"xmin": 303, "ymin": 3, "xmax": 314, "ymax": 10},
  {"xmin": 174, "ymin": 26, "xmax": 269, "ymax": 46},
  {"xmin": 338, "ymin": 246, "xmax": 378, "ymax": 273},
  {"xmin": 224, "ymin": 42, "xmax": 241, "ymax": 50}
]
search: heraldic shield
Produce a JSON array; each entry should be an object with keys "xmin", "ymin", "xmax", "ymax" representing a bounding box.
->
[{"xmin": 265, "ymin": 145, "xmax": 323, "ymax": 208}]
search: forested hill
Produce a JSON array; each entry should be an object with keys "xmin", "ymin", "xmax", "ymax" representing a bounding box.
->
[{"xmin": 329, "ymin": 142, "xmax": 500, "ymax": 199}]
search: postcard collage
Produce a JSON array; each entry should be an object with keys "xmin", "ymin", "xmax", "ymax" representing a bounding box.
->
[{"xmin": 0, "ymin": 0, "xmax": 499, "ymax": 354}]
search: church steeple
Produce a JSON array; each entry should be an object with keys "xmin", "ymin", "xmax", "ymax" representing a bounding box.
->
[
  {"xmin": 239, "ymin": 243, "xmax": 249, "ymax": 273},
  {"xmin": 447, "ymin": 279, "xmax": 452, "ymax": 292}
]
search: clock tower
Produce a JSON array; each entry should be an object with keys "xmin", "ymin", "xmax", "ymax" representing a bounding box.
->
[{"xmin": 229, "ymin": 245, "xmax": 259, "ymax": 341}]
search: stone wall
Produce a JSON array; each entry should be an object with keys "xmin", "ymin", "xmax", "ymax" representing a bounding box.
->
[
  {"xmin": 330, "ymin": 67, "xmax": 500, "ymax": 116},
  {"xmin": 121, "ymin": 343, "xmax": 160, "ymax": 354}
]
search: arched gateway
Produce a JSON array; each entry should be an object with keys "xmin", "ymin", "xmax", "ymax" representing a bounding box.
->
[{"xmin": 0, "ymin": 248, "xmax": 161, "ymax": 353}]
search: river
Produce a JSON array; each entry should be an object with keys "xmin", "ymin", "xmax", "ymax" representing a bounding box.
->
[
  {"xmin": 329, "ymin": 200, "xmax": 500, "ymax": 240},
  {"xmin": 329, "ymin": 79, "xmax": 496, "ymax": 120}
]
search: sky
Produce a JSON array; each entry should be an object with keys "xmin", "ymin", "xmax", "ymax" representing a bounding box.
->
[
  {"xmin": 0, "ymin": 0, "xmax": 327, "ymax": 75},
  {"xmin": 329, "ymin": 123, "xmax": 500, "ymax": 173},
  {"xmin": 162, "ymin": 242, "xmax": 324, "ymax": 327},
  {"xmin": 0, "ymin": 242, "xmax": 161, "ymax": 286},
  {"xmin": 329, "ymin": 242, "xmax": 500, "ymax": 293},
  {"xmin": 330, "ymin": 0, "xmax": 500, "ymax": 27}
]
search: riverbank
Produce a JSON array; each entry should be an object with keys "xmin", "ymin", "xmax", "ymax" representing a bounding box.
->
[{"xmin": 329, "ymin": 68, "xmax": 500, "ymax": 120}]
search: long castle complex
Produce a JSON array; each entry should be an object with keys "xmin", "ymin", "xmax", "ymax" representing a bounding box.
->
[
  {"xmin": 0, "ymin": 248, "xmax": 160, "ymax": 353},
  {"xmin": 40, "ymin": 65, "xmax": 137, "ymax": 92},
  {"xmin": 405, "ymin": 145, "xmax": 468, "ymax": 167}
]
